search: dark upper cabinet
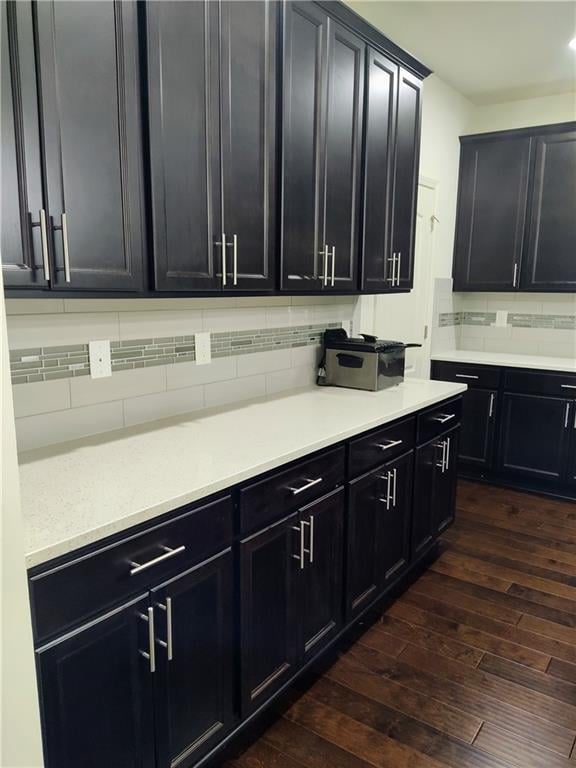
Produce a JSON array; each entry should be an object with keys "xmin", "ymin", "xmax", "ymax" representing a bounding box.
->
[
  {"xmin": 453, "ymin": 133, "xmax": 531, "ymax": 292},
  {"xmin": 147, "ymin": 0, "xmax": 277, "ymax": 293},
  {"xmin": 459, "ymin": 388, "xmax": 498, "ymax": 471},
  {"xmin": 239, "ymin": 512, "xmax": 299, "ymax": 716},
  {"xmin": 299, "ymin": 488, "xmax": 344, "ymax": 660},
  {"xmin": 361, "ymin": 49, "xmax": 398, "ymax": 292},
  {"xmin": 152, "ymin": 550, "xmax": 235, "ymax": 768},
  {"xmin": 521, "ymin": 130, "xmax": 576, "ymax": 291},
  {"xmin": 36, "ymin": 595, "xmax": 155, "ymax": 768},
  {"xmin": 389, "ymin": 69, "xmax": 422, "ymax": 291},
  {"xmin": 281, "ymin": 3, "xmax": 364, "ymax": 291},
  {"xmin": 497, "ymin": 392, "xmax": 572, "ymax": 482},
  {"xmin": 1, "ymin": 1, "xmax": 46, "ymax": 288},
  {"xmin": 35, "ymin": 0, "xmax": 145, "ymax": 291}
]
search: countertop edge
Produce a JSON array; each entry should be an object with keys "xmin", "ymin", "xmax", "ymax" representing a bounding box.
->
[{"xmin": 431, "ymin": 352, "xmax": 576, "ymax": 373}]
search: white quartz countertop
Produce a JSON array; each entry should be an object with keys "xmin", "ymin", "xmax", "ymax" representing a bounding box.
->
[
  {"xmin": 431, "ymin": 350, "xmax": 576, "ymax": 373},
  {"xmin": 19, "ymin": 379, "xmax": 465, "ymax": 569}
]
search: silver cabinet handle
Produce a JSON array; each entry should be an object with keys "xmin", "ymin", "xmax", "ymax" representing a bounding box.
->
[
  {"xmin": 321, "ymin": 244, "xmax": 329, "ymax": 287},
  {"xmin": 387, "ymin": 253, "xmax": 397, "ymax": 284},
  {"xmin": 308, "ymin": 515, "xmax": 314, "ymax": 564},
  {"xmin": 489, "ymin": 393, "xmax": 495, "ymax": 418},
  {"xmin": 157, "ymin": 598, "xmax": 174, "ymax": 661},
  {"xmin": 392, "ymin": 468, "xmax": 397, "ymax": 507},
  {"xmin": 232, "ymin": 233, "xmax": 238, "ymax": 286},
  {"xmin": 292, "ymin": 521, "xmax": 310, "ymax": 569},
  {"xmin": 561, "ymin": 384, "xmax": 576, "ymax": 390},
  {"xmin": 376, "ymin": 472, "xmax": 392, "ymax": 509},
  {"xmin": 513, "ymin": 262, "xmax": 519, "ymax": 287},
  {"xmin": 455, "ymin": 374, "xmax": 479, "ymax": 380},
  {"xmin": 286, "ymin": 477, "xmax": 322, "ymax": 495},
  {"xmin": 39, "ymin": 209, "xmax": 50, "ymax": 281},
  {"xmin": 431, "ymin": 413, "xmax": 455, "ymax": 424},
  {"xmin": 375, "ymin": 439, "xmax": 403, "ymax": 451},
  {"xmin": 215, "ymin": 232, "xmax": 227, "ymax": 286},
  {"xmin": 436, "ymin": 440, "xmax": 447, "ymax": 471},
  {"xmin": 61, "ymin": 212, "xmax": 71, "ymax": 283},
  {"xmin": 396, "ymin": 252, "xmax": 402, "ymax": 286},
  {"xmin": 139, "ymin": 607, "xmax": 156, "ymax": 673},
  {"xmin": 565, "ymin": 402, "xmax": 570, "ymax": 429},
  {"xmin": 331, "ymin": 246, "xmax": 335, "ymax": 287},
  {"xmin": 129, "ymin": 545, "xmax": 185, "ymax": 576},
  {"xmin": 445, "ymin": 437, "xmax": 451, "ymax": 471}
]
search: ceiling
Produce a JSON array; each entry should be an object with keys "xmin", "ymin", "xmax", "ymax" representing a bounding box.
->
[{"xmin": 347, "ymin": 1, "xmax": 576, "ymax": 104}]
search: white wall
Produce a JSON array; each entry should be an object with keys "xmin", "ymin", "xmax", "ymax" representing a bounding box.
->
[
  {"xmin": 469, "ymin": 91, "xmax": 576, "ymax": 134},
  {"xmin": 0, "ymin": 273, "xmax": 44, "ymax": 766}
]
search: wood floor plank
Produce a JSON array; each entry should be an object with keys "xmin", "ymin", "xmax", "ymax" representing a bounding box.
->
[
  {"xmin": 548, "ymin": 658, "xmax": 576, "ymax": 686},
  {"xmin": 401, "ymin": 590, "xmax": 576, "ymax": 665},
  {"xmin": 388, "ymin": 601, "xmax": 551, "ymax": 671},
  {"xmin": 506, "ymin": 583, "xmax": 576, "ymax": 618},
  {"xmin": 225, "ymin": 739, "xmax": 308, "ymax": 768},
  {"xmin": 325, "ymin": 649, "xmax": 483, "ymax": 742},
  {"xmin": 306, "ymin": 676, "xmax": 515, "ymax": 768},
  {"xmin": 479, "ymin": 654, "xmax": 576, "ymax": 707},
  {"xmin": 355, "ymin": 624, "xmax": 408, "ymax": 659},
  {"xmin": 473, "ymin": 722, "xmax": 575, "ymax": 768},
  {"xmin": 431, "ymin": 557, "xmax": 514, "ymax": 592},
  {"xmin": 284, "ymin": 694, "xmax": 449, "ymax": 768},
  {"xmin": 453, "ymin": 515, "xmax": 576, "ymax": 558},
  {"xmin": 374, "ymin": 614, "xmax": 485, "ymax": 667}
]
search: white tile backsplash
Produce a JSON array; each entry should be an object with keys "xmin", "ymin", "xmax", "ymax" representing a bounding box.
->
[
  {"xmin": 204, "ymin": 373, "xmax": 267, "ymax": 409},
  {"xmin": 12, "ymin": 379, "xmax": 71, "ymax": 418},
  {"xmin": 118, "ymin": 310, "xmax": 204, "ymax": 340},
  {"xmin": 166, "ymin": 356, "xmax": 237, "ymax": 391},
  {"xmin": 8, "ymin": 312, "xmax": 120, "ymax": 348},
  {"xmin": 236, "ymin": 348, "xmax": 292, "ymax": 378},
  {"xmin": 16, "ymin": 402, "xmax": 124, "ymax": 451},
  {"xmin": 123, "ymin": 385, "xmax": 205, "ymax": 427},
  {"xmin": 70, "ymin": 366, "xmax": 167, "ymax": 408}
]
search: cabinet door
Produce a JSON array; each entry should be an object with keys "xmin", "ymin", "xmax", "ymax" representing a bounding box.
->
[
  {"xmin": 299, "ymin": 488, "xmax": 344, "ymax": 661},
  {"xmin": 35, "ymin": 1, "xmax": 145, "ymax": 291},
  {"xmin": 152, "ymin": 550, "xmax": 234, "ymax": 768},
  {"xmin": 361, "ymin": 49, "xmax": 398, "ymax": 292},
  {"xmin": 497, "ymin": 393, "xmax": 571, "ymax": 481},
  {"xmin": 280, "ymin": 2, "xmax": 327, "ymax": 291},
  {"xmin": 347, "ymin": 466, "xmax": 385, "ymax": 619},
  {"xmin": 521, "ymin": 130, "xmax": 576, "ymax": 291},
  {"xmin": 220, "ymin": 0, "xmax": 277, "ymax": 291},
  {"xmin": 147, "ymin": 0, "xmax": 221, "ymax": 292},
  {"xmin": 239, "ymin": 512, "xmax": 299, "ymax": 716},
  {"xmin": 1, "ymin": 1, "xmax": 47, "ymax": 288},
  {"xmin": 381, "ymin": 450, "xmax": 413, "ymax": 585},
  {"xmin": 432, "ymin": 427, "xmax": 459, "ymax": 536},
  {"xmin": 323, "ymin": 20, "xmax": 364, "ymax": 291},
  {"xmin": 36, "ymin": 595, "xmax": 154, "ymax": 768},
  {"xmin": 459, "ymin": 388, "xmax": 497, "ymax": 470},
  {"xmin": 453, "ymin": 135, "xmax": 531, "ymax": 291},
  {"xmin": 390, "ymin": 69, "xmax": 422, "ymax": 291}
]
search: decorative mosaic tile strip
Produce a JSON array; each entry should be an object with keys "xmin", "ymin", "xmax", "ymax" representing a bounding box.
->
[
  {"xmin": 10, "ymin": 322, "xmax": 340, "ymax": 385},
  {"xmin": 462, "ymin": 311, "xmax": 497, "ymax": 326},
  {"xmin": 438, "ymin": 311, "xmax": 576, "ymax": 330},
  {"xmin": 438, "ymin": 312, "xmax": 461, "ymax": 327}
]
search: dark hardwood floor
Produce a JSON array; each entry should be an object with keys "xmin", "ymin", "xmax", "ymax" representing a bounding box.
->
[{"xmin": 227, "ymin": 480, "xmax": 576, "ymax": 768}]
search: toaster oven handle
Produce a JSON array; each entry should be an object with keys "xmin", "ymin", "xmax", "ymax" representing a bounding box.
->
[{"xmin": 336, "ymin": 353, "xmax": 364, "ymax": 369}]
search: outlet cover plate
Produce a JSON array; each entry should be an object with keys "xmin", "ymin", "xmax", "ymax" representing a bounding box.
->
[
  {"xmin": 195, "ymin": 332, "xmax": 211, "ymax": 365},
  {"xmin": 89, "ymin": 340, "xmax": 112, "ymax": 379}
]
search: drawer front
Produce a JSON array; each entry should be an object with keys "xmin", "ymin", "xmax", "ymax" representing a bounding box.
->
[
  {"xmin": 239, "ymin": 447, "xmax": 345, "ymax": 534},
  {"xmin": 432, "ymin": 361, "xmax": 501, "ymax": 389},
  {"xmin": 30, "ymin": 495, "xmax": 233, "ymax": 645},
  {"xmin": 417, "ymin": 397, "xmax": 462, "ymax": 445},
  {"xmin": 348, "ymin": 417, "xmax": 415, "ymax": 478},
  {"xmin": 504, "ymin": 369, "xmax": 576, "ymax": 397}
]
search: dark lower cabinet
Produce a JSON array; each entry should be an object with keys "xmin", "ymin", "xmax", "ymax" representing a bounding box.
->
[
  {"xmin": 239, "ymin": 512, "xmax": 299, "ymax": 715},
  {"xmin": 346, "ymin": 450, "xmax": 412, "ymax": 619},
  {"xmin": 412, "ymin": 426, "xmax": 458, "ymax": 557},
  {"xmin": 459, "ymin": 388, "xmax": 497, "ymax": 470},
  {"xmin": 152, "ymin": 550, "xmax": 234, "ymax": 768},
  {"xmin": 497, "ymin": 393, "xmax": 571, "ymax": 482},
  {"xmin": 568, "ymin": 432, "xmax": 576, "ymax": 488},
  {"xmin": 521, "ymin": 129, "xmax": 576, "ymax": 291},
  {"xmin": 36, "ymin": 595, "xmax": 155, "ymax": 768},
  {"xmin": 300, "ymin": 488, "xmax": 344, "ymax": 660}
]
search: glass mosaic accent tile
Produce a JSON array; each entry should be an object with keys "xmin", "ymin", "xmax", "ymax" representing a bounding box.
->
[
  {"xmin": 10, "ymin": 323, "xmax": 340, "ymax": 385},
  {"xmin": 438, "ymin": 311, "xmax": 576, "ymax": 330}
]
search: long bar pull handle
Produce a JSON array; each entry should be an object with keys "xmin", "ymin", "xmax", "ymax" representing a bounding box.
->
[
  {"xmin": 512, "ymin": 263, "xmax": 519, "ymax": 287},
  {"xmin": 331, "ymin": 246, "xmax": 335, "ymax": 287},
  {"xmin": 138, "ymin": 607, "xmax": 156, "ymax": 673},
  {"xmin": 396, "ymin": 252, "xmax": 402, "ymax": 286},
  {"xmin": 233, "ymin": 234, "xmax": 238, "ymax": 286},
  {"xmin": 286, "ymin": 477, "xmax": 323, "ymax": 495},
  {"xmin": 375, "ymin": 439, "xmax": 403, "ymax": 452},
  {"xmin": 436, "ymin": 440, "xmax": 446, "ymax": 471},
  {"xmin": 215, "ymin": 232, "xmax": 227, "ymax": 286},
  {"xmin": 387, "ymin": 253, "xmax": 396, "ymax": 284},
  {"xmin": 561, "ymin": 384, "xmax": 576, "ymax": 390},
  {"xmin": 393, "ymin": 468, "xmax": 398, "ymax": 507},
  {"xmin": 61, "ymin": 212, "xmax": 71, "ymax": 283},
  {"xmin": 565, "ymin": 402, "xmax": 570, "ymax": 429},
  {"xmin": 157, "ymin": 599, "xmax": 174, "ymax": 661},
  {"xmin": 445, "ymin": 437, "xmax": 451, "ymax": 471},
  {"xmin": 431, "ymin": 413, "xmax": 455, "ymax": 424},
  {"xmin": 308, "ymin": 515, "xmax": 314, "ymax": 564},
  {"xmin": 322, "ymin": 245, "xmax": 329, "ymax": 287},
  {"xmin": 129, "ymin": 545, "xmax": 186, "ymax": 576},
  {"xmin": 455, "ymin": 374, "xmax": 479, "ymax": 380},
  {"xmin": 489, "ymin": 393, "xmax": 495, "ymax": 418},
  {"xmin": 292, "ymin": 522, "xmax": 309, "ymax": 570},
  {"xmin": 39, "ymin": 209, "xmax": 50, "ymax": 281}
]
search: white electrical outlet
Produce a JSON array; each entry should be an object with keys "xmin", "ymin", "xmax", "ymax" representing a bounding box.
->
[
  {"xmin": 195, "ymin": 332, "xmax": 211, "ymax": 365},
  {"xmin": 89, "ymin": 340, "xmax": 112, "ymax": 379}
]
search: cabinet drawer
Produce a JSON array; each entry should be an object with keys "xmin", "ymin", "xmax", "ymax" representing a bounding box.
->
[
  {"xmin": 504, "ymin": 369, "xmax": 576, "ymax": 397},
  {"xmin": 432, "ymin": 361, "xmax": 501, "ymax": 389},
  {"xmin": 30, "ymin": 495, "xmax": 233, "ymax": 645},
  {"xmin": 348, "ymin": 417, "xmax": 415, "ymax": 477},
  {"xmin": 239, "ymin": 447, "xmax": 345, "ymax": 534},
  {"xmin": 417, "ymin": 397, "xmax": 462, "ymax": 445}
]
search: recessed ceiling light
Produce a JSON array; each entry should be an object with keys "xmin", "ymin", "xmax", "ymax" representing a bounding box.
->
[{"xmin": 570, "ymin": 37, "xmax": 576, "ymax": 51}]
